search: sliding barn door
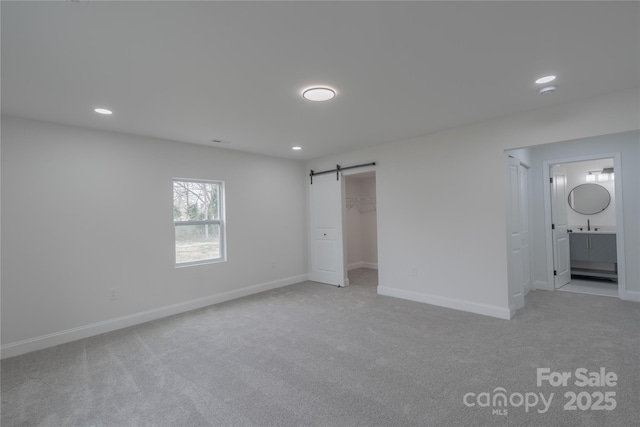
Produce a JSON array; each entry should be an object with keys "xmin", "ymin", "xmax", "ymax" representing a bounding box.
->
[{"xmin": 309, "ymin": 173, "xmax": 346, "ymax": 287}]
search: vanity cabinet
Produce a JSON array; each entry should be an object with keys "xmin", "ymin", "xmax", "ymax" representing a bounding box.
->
[{"xmin": 569, "ymin": 233, "xmax": 617, "ymax": 280}]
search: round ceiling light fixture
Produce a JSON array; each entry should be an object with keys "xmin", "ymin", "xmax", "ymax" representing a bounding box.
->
[
  {"xmin": 535, "ymin": 75, "xmax": 556, "ymax": 84},
  {"xmin": 94, "ymin": 108, "xmax": 113, "ymax": 115},
  {"xmin": 292, "ymin": 146, "xmax": 303, "ymax": 151},
  {"xmin": 302, "ymin": 86, "xmax": 336, "ymax": 102}
]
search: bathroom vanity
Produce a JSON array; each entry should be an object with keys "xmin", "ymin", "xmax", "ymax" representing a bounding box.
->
[{"xmin": 569, "ymin": 231, "xmax": 617, "ymax": 281}]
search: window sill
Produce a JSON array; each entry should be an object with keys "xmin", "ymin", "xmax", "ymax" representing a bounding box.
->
[{"xmin": 175, "ymin": 258, "xmax": 227, "ymax": 268}]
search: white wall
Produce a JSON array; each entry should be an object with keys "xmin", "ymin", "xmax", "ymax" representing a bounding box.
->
[
  {"xmin": 345, "ymin": 175, "xmax": 377, "ymax": 270},
  {"xmin": 307, "ymin": 90, "xmax": 640, "ymax": 319},
  {"xmin": 1, "ymin": 116, "xmax": 309, "ymax": 357}
]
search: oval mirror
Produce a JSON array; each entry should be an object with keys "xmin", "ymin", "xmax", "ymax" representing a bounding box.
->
[{"xmin": 568, "ymin": 184, "xmax": 610, "ymax": 215}]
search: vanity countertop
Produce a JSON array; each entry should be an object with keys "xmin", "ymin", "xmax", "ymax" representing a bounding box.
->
[{"xmin": 569, "ymin": 229, "xmax": 615, "ymax": 234}]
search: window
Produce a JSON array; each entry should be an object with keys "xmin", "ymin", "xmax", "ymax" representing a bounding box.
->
[{"xmin": 173, "ymin": 179, "xmax": 225, "ymax": 266}]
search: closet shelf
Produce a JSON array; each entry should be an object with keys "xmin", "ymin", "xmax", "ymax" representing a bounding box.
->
[{"xmin": 346, "ymin": 197, "xmax": 376, "ymax": 212}]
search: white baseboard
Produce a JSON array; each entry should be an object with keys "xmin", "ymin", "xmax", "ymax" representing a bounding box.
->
[
  {"xmin": 348, "ymin": 262, "xmax": 378, "ymax": 271},
  {"xmin": 377, "ymin": 286, "xmax": 511, "ymax": 320},
  {"xmin": 621, "ymin": 290, "xmax": 640, "ymax": 302},
  {"xmin": 1, "ymin": 274, "xmax": 308, "ymax": 360},
  {"xmin": 533, "ymin": 280, "xmax": 553, "ymax": 291}
]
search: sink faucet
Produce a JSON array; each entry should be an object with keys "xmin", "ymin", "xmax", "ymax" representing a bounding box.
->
[{"xmin": 587, "ymin": 219, "xmax": 590, "ymax": 231}]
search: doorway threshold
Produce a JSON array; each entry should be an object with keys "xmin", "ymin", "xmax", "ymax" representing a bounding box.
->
[{"xmin": 557, "ymin": 279, "xmax": 618, "ymax": 298}]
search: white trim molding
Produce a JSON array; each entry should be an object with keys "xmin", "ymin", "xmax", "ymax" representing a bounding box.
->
[
  {"xmin": 1, "ymin": 274, "xmax": 308, "ymax": 359},
  {"xmin": 533, "ymin": 280, "xmax": 553, "ymax": 291},
  {"xmin": 348, "ymin": 262, "xmax": 378, "ymax": 271},
  {"xmin": 377, "ymin": 286, "xmax": 512, "ymax": 320}
]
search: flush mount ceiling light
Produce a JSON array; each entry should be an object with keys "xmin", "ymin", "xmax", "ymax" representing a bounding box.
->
[
  {"xmin": 535, "ymin": 75, "xmax": 557, "ymax": 84},
  {"xmin": 302, "ymin": 86, "xmax": 336, "ymax": 102},
  {"xmin": 292, "ymin": 146, "xmax": 302, "ymax": 151},
  {"xmin": 94, "ymin": 108, "xmax": 113, "ymax": 115}
]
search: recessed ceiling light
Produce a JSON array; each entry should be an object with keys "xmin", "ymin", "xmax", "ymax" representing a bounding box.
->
[
  {"xmin": 302, "ymin": 87, "xmax": 336, "ymax": 102},
  {"xmin": 539, "ymin": 86, "xmax": 557, "ymax": 95},
  {"xmin": 292, "ymin": 146, "xmax": 302, "ymax": 151},
  {"xmin": 94, "ymin": 108, "xmax": 113, "ymax": 115},
  {"xmin": 535, "ymin": 75, "xmax": 556, "ymax": 84}
]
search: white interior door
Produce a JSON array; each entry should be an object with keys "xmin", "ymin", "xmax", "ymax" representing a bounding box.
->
[
  {"xmin": 310, "ymin": 173, "xmax": 346, "ymax": 286},
  {"xmin": 551, "ymin": 167, "xmax": 571, "ymax": 288},
  {"xmin": 507, "ymin": 157, "xmax": 525, "ymax": 311}
]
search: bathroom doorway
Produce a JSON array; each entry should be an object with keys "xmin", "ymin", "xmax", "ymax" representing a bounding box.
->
[{"xmin": 546, "ymin": 155, "xmax": 623, "ymax": 298}]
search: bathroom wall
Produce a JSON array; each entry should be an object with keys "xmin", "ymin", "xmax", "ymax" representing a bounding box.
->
[{"xmin": 560, "ymin": 159, "xmax": 616, "ymax": 228}]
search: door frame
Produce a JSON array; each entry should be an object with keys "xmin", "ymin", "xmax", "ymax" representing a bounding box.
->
[
  {"xmin": 550, "ymin": 166, "xmax": 571, "ymax": 289},
  {"xmin": 542, "ymin": 152, "xmax": 626, "ymax": 298}
]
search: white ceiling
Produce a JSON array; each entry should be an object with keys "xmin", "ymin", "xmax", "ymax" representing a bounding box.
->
[{"xmin": 2, "ymin": 1, "xmax": 638, "ymax": 160}]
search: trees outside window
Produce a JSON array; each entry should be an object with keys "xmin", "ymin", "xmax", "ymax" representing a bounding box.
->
[{"xmin": 173, "ymin": 179, "xmax": 225, "ymax": 266}]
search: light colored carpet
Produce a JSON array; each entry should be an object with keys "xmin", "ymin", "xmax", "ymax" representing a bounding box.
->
[{"xmin": 2, "ymin": 268, "xmax": 639, "ymax": 426}]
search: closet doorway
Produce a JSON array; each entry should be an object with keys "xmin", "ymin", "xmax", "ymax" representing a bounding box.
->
[{"xmin": 343, "ymin": 171, "xmax": 378, "ymax": 289}]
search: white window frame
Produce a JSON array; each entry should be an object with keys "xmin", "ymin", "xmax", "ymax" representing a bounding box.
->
[{"xmin": 173, "ymin": 178, "xmax": 226, "ymax": 267}]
